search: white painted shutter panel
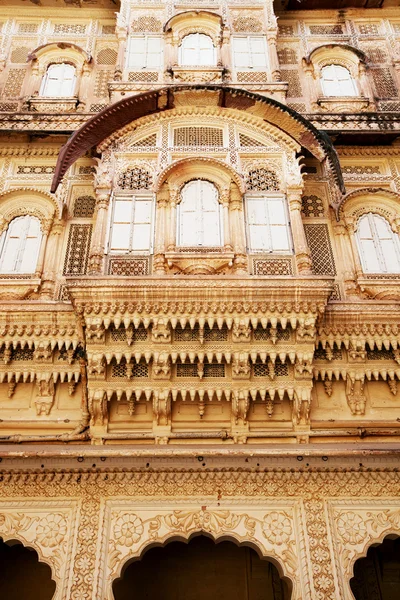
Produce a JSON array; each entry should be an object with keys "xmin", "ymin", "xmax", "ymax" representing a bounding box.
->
[
  {"xmin": 181, "ymin": 35, "xmax": 198, "ymax": 66},
  {"xmin": 132, "ymin": 197, "xmax": 153, "ymax": 251},
  {"xmin": 179, "ymin": 184, "xmax": 198, "ymax": 246},
  {"xmin": 250, "ymin": 37, "xmax": 268, "ymax": 69},
  {"xmin": 110, "ymin": 199, "xmax": 132, "ymax": 251},
  {"xmin": 374, "ymin": 215, "xmax": 400, "ymax": 273},
  {"xmin": 268, "ymin": 198, "xmax": 290, "ymax": 251},
  {"xmin": 247, "ymin": 197, "xmax": 269, "ymax": 251},
  {"xmin": 127, "ymin": 37, "xmax": 147, "ymax": 68},
  {"xmin": 198, "ymin": 34, "xmax": 215, "ymax": 66},
  {"xmin": 357, "ymin": 215, "xmax": 381, "ymax": 272},
  {"xmin": 200, "ymin": 182, "xmax": 221, "ymax": 246},
  {"xmin": 233, "ymin": 37, "xmax": 250, "ymax": 68},
  {"xmin": 19, "ymin": 217, "xmax": 41, "ymax": 273},
  {"xmin": 146, "ymin": 37, "xmax": 163, "ymax": 69}
]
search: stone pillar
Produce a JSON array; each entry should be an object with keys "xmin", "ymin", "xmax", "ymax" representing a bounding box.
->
[
  {"xmin": 167, "ymin": 188, "xmax": 178, "ymax": 250},
  {"xmin": 35, "ymin": 219, "xmax": 52, "ymax": 279},
  {"xmin": 267, "ymin": 30, "xmax": 281, "ymax": 82},
  {"xmin": 115, "ymin": 7, "xmax": 129, "ymax": 80},
  {"xmin": 221, "ymin": 188, "xmax": 232, "ymax": 250},
  {"xmin": 27, "ymin": 61, "xmax": 43, "ymax": 97},
  {"xmin": 77, "ymin": 63, "xmax": 91, "ymax": 110},
  {"xmin": 229, "ymin": 184, "xmax": 247, "ymax": 273},
  {"xmin": 334, "ymin": 222, "xmax": 358, "ymax": 297},
  {"xmin": 40, "ymin": 219, "xmax": 63, "ymax": 298},
  {"xmin": 344, "ymin": 216, "xmax": 363, "ymax": 277},
  {"xmin": 153, "ymin": 185, "xmax": 168, "ymax": 274},
  {"xmin": 287, "ymin": 188, "xmax": 313, "ymax": 275},
  {"xmin": 220, "ymin": 28, "xmax": 230, "ymax": 72},
  {"xmin": 358, "ymin": 63, "xmax": 375, "ymax": 106},
  {"xmin": 88, "ymin": 187, "xmax": 112, "ymax": 274},
  {"xmin": 302, "ymin": 61, "xmax": 319, "ymax": 111}
]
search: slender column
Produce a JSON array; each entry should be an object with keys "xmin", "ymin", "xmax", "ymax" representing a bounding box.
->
[
  {"xmin": 88, "ymin": 188, "xmax": 112, "ymax": 274},
  {"xmin": 115, "ymin": 26, "xmax": 128, "ymax": 81},
  {"xmin": 220, "ymin": 28, "xmax": 230, "ymax": 72},
  {"xmin": 267, "ymin": 30, "xmax": 281, "ymax": 82},
  {"xmin": 167, "ymin": 188, "xmax": 178, "ymax": 251},
  {"xmin": 287, "ymin": 188, "xmax": 313, "ymax": 275},
  {"xmin": 40, "ymin": 219, "xmax": 63, "ymax": 297},
  {"xmin": 358, "ymin": 63, "xmax": 375, "ymax": 105},
  {"xmin": 35, "ymin": 219, "xmax": 52, "ymax": 278},
  {"xmin": 221, "ymin": 188, "xmax": 231, "ymax": 250},
  {"xmin": 302, "ymin": 61, "xmax": 319, "ymax": 111},
  {"xmin": 344, "ymin": 216, "xmax": 363, "ymax": 278},
  {"xmin": 77, "ymin": 63, "xmax": 91, "ymax": 109},
  {"xmin": 153, "ymin": 186, "xmax": 168, "ymax": 274},
  {"xmin": 334, "ymin": 222, "xmax": 358, "ymax": 297},
  {"xmin": 229, "ymin": 184, "xmax": 247, "ymax": 273}
]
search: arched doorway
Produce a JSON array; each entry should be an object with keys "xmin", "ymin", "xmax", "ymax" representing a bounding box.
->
[
  {"xmin": 113, "ymin": 534, "xmax": 290, "ymax": 600},
  {"xmin": 0, "ymin": 537, "xmax": 56, "ymax": 600},
  {"xmin": 350, "ymin": 536, "xmax": 400, "ymax": 600}
]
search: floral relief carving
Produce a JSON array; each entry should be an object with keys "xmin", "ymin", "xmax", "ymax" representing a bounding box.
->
[{"xmin": 104, "ymin": 504, "xmax": 303, "ymax": 599}]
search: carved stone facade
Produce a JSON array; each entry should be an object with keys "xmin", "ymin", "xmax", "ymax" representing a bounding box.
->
[{"xmin": 0, "ymin": 0, "xmax": 400, "ymax": 598}]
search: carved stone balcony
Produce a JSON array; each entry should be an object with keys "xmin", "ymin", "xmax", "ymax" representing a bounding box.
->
[
  {"xmin": 316, "ymin": 96, "xmax": 371, "ymax": 113},
  {"xmin": 28, "ymin": 96, "xmax": 79, "ymax": 113},
  {"xmin": 170, "ymin": 66, "xmax": 225, "ymax": 85}
]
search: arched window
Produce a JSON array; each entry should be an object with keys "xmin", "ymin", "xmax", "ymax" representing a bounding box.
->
[
  {"xmin": 356, "ymin": 213, "xmax": 400, "ymax": 273},
  {"xmin": 177, "ymin": 180, "xmax": 222, "ymax": 247},
  {"xmin": 179, "ymin": 33, "xmax": 216, "ymax": 67},
  {"xmin": 40, "ymin": 63, "xmax": 76, "ymax": 97},
  {"xmin": 321, "ymin": 64, "xmax": 357, "ymax": 97},
  {"xmin": 0, "ymin": 216, "xmax": 42, "ymax": 274},
  {"xmin": 246, "ymin": 196, "xmax": 291, "ymax": 253}
]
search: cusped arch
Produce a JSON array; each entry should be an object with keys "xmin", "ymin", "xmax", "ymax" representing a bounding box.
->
[
  {"xmin": 156, "ymin": 156, "xmax": 245, "ymax": 196},
  {"xmin": 305, "ymin": 44, "xmax": 367, "ymax": 67},
  {"xmin": 164, "ymin": 11, "xmax": 223, "ymax": 44},
  {"xmin": 338, "ymin": 187, "xmax": 400, "ymax": 222},
  {"xmin": 27, "ymin": 42, "xmax": 91, "ymax": 69},
  {"xmin": 51, "ymin": 85, "xmax": 345, "ymax": 196},
  {"xmin": 112, "ymin": 531, "xmax": 293, "ymax": 597},
  {"xmin": 0, "ymin": 188, "xmax": 61, "ymax": 233},
  {"xmin": 347, "ymin": 531, "xmax": 400, "ymax": 599},
  {"xmin": 0, "ymin": 534, "xmax": 57, "ymax": 597}
]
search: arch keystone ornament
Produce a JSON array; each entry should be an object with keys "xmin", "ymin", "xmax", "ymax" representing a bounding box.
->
[{"xmin": 101, "ymin": 501, "xmax": 307, "ymax": 599}]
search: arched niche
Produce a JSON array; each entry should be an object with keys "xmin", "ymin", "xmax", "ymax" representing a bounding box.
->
[
  {"xmin": 112, "ymin": 533, "xmax": 292, "ymax": 600},
  {"xmin": 0, "ymin": 188, "xmax": 61, "ymax": 234},
  {"xmin": 0, "ymin": 536, "xmax": 56, "ymax": 600},
  {"xmin": 350, "ymin": 535, "xmax": 400, "ymax": 600},
  {"xmin": 164, "ymin": 11, "xmax": 223, "ymax": 45}
]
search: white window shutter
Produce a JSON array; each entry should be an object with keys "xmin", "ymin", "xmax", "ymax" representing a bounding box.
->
[{"xmin": 127, "ymin": 36, "xmax": 147, "ymax": 68}]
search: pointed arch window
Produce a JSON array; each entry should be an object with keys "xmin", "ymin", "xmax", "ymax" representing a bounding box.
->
[
  {"xmin": 40, "ymin": 63, "xmax": 76, "ymax": 97},
  {"xmin": 179, "ymin": 33, "xmax": 216, "ymax": 67},
  {"xmin": 356, "ymin": 213, "xmax": 400, "ymax": 273},
  {"xmin": 0, "ymin": 215, "xmax": 42, "ymax": 274},
  {"xmin": 177, "ymin": 180, "xmax": 223, "ymax": 247},
  {"xmin": 320, "ymin": 64, "xmax": 357, "ymax": 97}
]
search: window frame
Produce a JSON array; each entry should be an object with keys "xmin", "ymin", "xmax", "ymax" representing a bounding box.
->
[
  {"xmin": 0, "ymin": 215, "xmax": 42, "ymax": 274},
  {"xmin": 39, "ymin": 62, "xmax": 77, "ymax": 98},
  {"xmin": 320, "ymin": 64, "xmax": 358, "ymax": 97},
  {"xmin": 176, "ymin": 179, "xmax": 223, "ymax": 248},
  {"xmin": 178, "ymin": 32, "xmax": 217, "ymax": 67},
  {"xmin": 232, "ymin": 35, "xmax": 269, "ymax": 71},
  {"xmin": 356, "ymin": 212, "xmax": 400, "ymax": 274},
  {"xmin": 108, "ymin": 193, "xmax": 155, "ymax": 255},
  {"xmin": 125, "ymin": 35, "xmax": 164, "ymax": 70},
  {"xmin": 245, "ymin": 193, "xmax": 293, "ymax": 254}
]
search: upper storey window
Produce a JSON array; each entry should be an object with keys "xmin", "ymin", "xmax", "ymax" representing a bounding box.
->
[
  {"xmin": 0, "ymin": 216, "xmax": 42, "ymax": 274},
  {"xmin": 126, "ymin": 36, "xmax": 163, "ymax": 69},
  {"xmin": 179, "ymin": 33, "xmax": 216, "ymax": 67},
  {"xmin": 177, "ymin": 180, "xmax": 222, "ymax": 246},
  {"xmin": 320, "ymin": 65, "xmax": 357, "ymax": 97},
  {"xmin": 246, "ymin": 196, "xmax": 291, "ymax": 253},
  {"xmin": 232, "ymin": 36, "xmax": 268, "ymax": 70},
  {"xmin": 356, "ymin": 213, "xmax": 400, "ymax": 274},
  {"xmin": 109, "ymin": 195, "xmax": 154, "ymax": 253},
  {"xmin": 40, "ymin": 63, "xmax": 76, "ymax": 97}
]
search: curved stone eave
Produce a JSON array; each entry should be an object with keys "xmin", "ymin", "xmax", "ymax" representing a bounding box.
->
[{"xmin": 51, "ymin": 85, "xmax": 345, "ymax": 195}]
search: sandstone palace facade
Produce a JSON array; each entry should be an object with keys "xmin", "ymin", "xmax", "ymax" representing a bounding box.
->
[{"xmin": 0, "ymin": 0, "xmax": 400, "ymax": 598}]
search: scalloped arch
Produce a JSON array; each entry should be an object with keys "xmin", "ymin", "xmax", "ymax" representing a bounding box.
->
[
  {"xmin": 51, "ymin": 85, "xmax": 345, "ymax": 196},
  {"xmin": 0, "ymin": 187, "xmax": 61, "ymax": 217},
  {"xmin": 305, "ymin": 43, "xmax": 367, "ymax": 66},
  {"xmin": 338, "ymin": 187, "xmax": 400, "ymax": 218},
  {"xmin": 27, "ymin": 42, "xmax": 91, "ymax": 66},
  {"xmin": 156, "ymin": 156, "xmax": 245, "ymax": 194},
  {"xmin": 112, "ymin": 531, "xmax": 293, "ymax": 597}
]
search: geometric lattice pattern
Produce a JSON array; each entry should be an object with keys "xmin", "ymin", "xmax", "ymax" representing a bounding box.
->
[
  {"xmin": 309, "ymin": 24, "xmax": 344, "ymax": 35},
  {"xmin": 304, "ymin": 224, "xmax": 336, "ymax": 276},
  {"xmin": 53, "ymin": 23, "xmax": 87, "ymax": 34},
  {"xmin": 131, "ymin": 134, "xmax": 157, "ymax": 147},
  {"xmin": 314, "ymin": 346, "xmax": 343, "ymax": 360},
  {"xmin": 128, "ymin": 71, "xmax": 159, "ymax": 82},
  {"xmin": 176, "ymin": 363, "xmax": 198, "ymax": 377},
  {"xmin": 239, "ymin": 133, "xmax": 262, "ymax": 147},
  {"xmin": 3, "ymin": 68, "xmax": 26, "ymax": 97},
  {"xmin": 284, "ymin": 70, "xmax": 303, "ymax": 98},
  {"xmin": 278, "ymin": 25, "xmax": 294, "ymax": 36},
  {"xmin": 237, "ymin": 72, "xmax": 269, "ymax": 83},
  {"xmin": 18, "ymin": 23, "xmax": 39, "ymax": 33},
  {"xmin": 10, "ymin": 47, "xmax": 30, "ymax": 63},
  {"xmin": 175, "ymin": 326, "xmax": 199, "ymax": 342},
  {"xmin": 110, "ymin": 325, "xmax": 148, "ymax": 342},
  {"xmin": 108, "ymin": 257, "xmax": 150, "ymax": 276},
  {"xmin": 94, "ymin": 70, "xmax": 113, "ymax": 97},
  {"xmin": 203, "ymin": 363, "xmax": 225, "ymax": 378},
  {"xmin": 97, "ymin": 48, "xmax": 118, "ymax": 65},
  {"xmin": 366, "ymin": 349, "xmax": 395, "ymax": 360},
  {"xmin": 17, "ymin": 165, "xmax": 55, "ymax": 175},
  {"xmin": 277, "ymin": 48, "xmax": 297, "ymax": 64},
  {"xmin": 232, "ymin": 16, "xmax": 262, "ymax": 32},
  {"xmin": 254, "ymin": 325, "xmax": 290, "ymax": 341},
  {"xmin": 63, "ymin": 224, "xmax": 92, "ymax": 276},
  {"xmin": 11, "ymin": 348, "xmax": 34, "ymax": 361},
  {"xmin": 204, "ymin": 326, "xmax": 228, "ymax": 341},
  {"xmin": 301, "ymin": 195, "xmax": 325, "ymax": 218},
  {"xmin": 73, "ymin": 196, "xmax": 96, "ymax": 218},
  {"xmin": 358, "ymin": 23, "xmax": 379, "ymax": 35},
  {"xmin": 173, "ymin": 127, "xmax": 223, "ymax": 147},
  {"xmin": 252, "ymin": 258, "xmax": 293, "ymax": 276},
  {"xmin": 246, "ymin": 168, "xmax": 279, "ymax": 191},
  {"xmin": 372, "ymin": 68, "xmax": 398, "ymax": 98},
  {"xmin": 130, "ymin": 16, "xmax": 162, "ymax": 32},
  {"xmin": 118, "ymin": 167, "xmax": 152, "ymax": 190}
]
